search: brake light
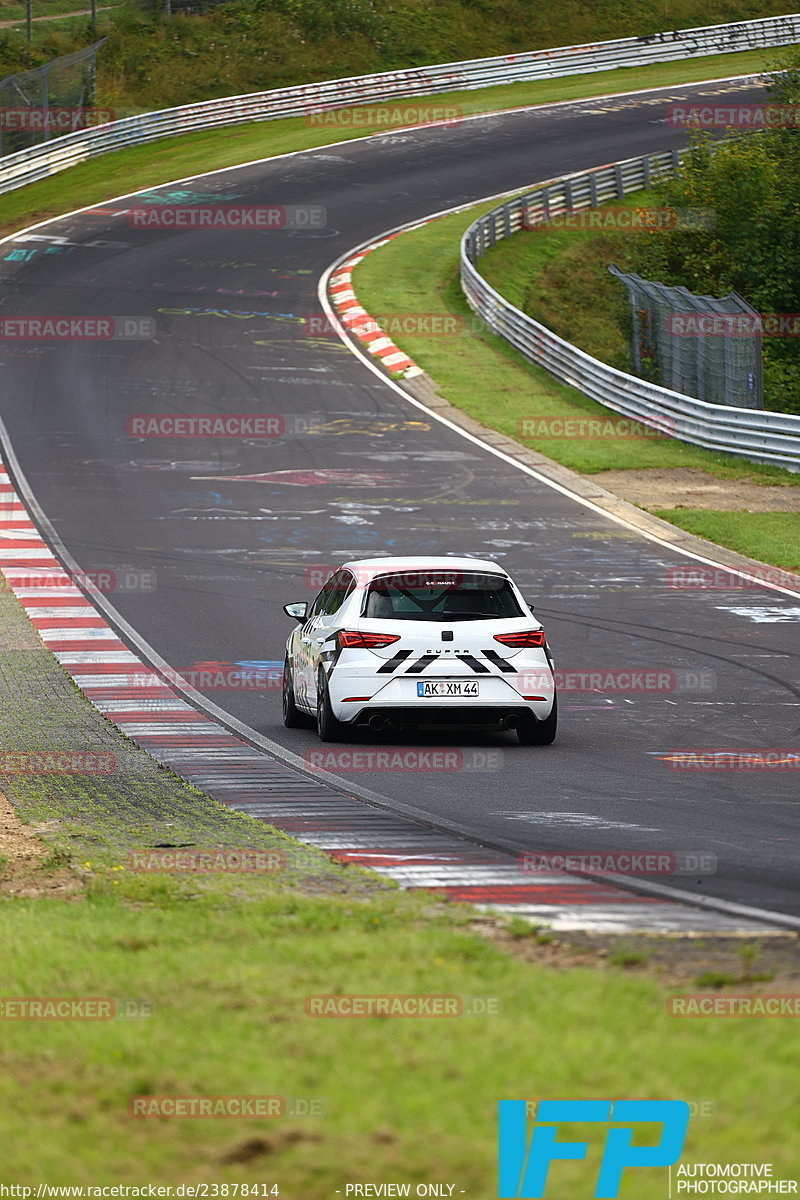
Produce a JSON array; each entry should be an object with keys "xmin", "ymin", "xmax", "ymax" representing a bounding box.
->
[
  {"xmin": 494, "ymin": 630, "xmax": 546, "ymax": 648},
  {"xmin": 338, "ymin": 630, "xmax": 400, "ymax": 649}
]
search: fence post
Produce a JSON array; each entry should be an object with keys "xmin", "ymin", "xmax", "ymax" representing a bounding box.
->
[{"xmin": 41, "ymin": 62, "xmax": 50, "ymax": 144}]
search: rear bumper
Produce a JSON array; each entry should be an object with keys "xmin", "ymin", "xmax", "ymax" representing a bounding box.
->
[
  {"xmin": 345, "ymin": 702, "xmax": 553, "ymax": 730},
  {"xmin": 328, "ymin": 655, "xmax": 555, "ymax": 724}
]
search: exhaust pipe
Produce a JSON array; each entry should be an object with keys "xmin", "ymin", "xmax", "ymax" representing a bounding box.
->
[
  {"xmin": 368, "ymin": 714, "xmax": 387, "ymax": 732},
  {"xmin": 502, "ymin": 714, "xmax": 521, "ymax": 731}
]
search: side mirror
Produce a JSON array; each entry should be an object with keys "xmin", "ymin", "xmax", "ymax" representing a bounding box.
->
[
  {"xmin": 526, "ymin": 600, "xmax": 536, "ymax": 611},
  {"xmin": 283, "ymin": 601, "xmax": 307, "ymax": 621}
]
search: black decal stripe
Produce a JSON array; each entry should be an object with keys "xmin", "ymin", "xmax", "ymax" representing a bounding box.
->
[
  {"xmin": 483, "ymin": 650, "xmax": 515, "ymax": 674},
  {"xmin": 461, "ymin": 654, "xmax": 491, "ymax": 674},
  {"xmin": 376, "ymin": 649, "xmax": 414, "ymax": 674},
  {"xmin": 406, "ymin": 654, "xmax": 440, "ymax": 674}
]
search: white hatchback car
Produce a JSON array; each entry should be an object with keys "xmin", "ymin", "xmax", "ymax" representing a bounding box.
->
[{"xmin": 282, "ymin": 556, "xmax": 556, "ymax": 744}]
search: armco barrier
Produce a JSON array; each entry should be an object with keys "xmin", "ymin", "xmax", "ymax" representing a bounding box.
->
[
  {"xmin": 0, "ymin": 13, "xmax": 799, "ymax": 195},
  {"xmin": 460, "ymin": 150, "xmax": 800, "ymax": 470}
]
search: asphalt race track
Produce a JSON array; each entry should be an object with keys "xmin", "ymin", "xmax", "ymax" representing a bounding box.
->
[{"xmin": 1, "ymin": 75, "xmax": 798, "ymax": 919}]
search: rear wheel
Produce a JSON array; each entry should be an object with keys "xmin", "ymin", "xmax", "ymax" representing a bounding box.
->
[
  {"xmin": 517, "ymin": 694, "xmax": 557, "ymax": 745},
  {"xmin": 282, "ymin": 657, "xmax": 307, "ymax": 728},
  {"xmin": 316, "ymin": 669, "xmax": 350, "ymax": 742}
]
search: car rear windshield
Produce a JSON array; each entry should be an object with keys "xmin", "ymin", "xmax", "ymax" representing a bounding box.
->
[{"xmin": 362, "ymin": 571, "xmax": 523, "ymax": 622}]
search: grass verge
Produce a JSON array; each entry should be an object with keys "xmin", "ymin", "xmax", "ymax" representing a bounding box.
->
[
  {"xmin": 651, "ymin": 509, "xmax": 800, "ymax": 569},
  {"xmin": 3, "ymin": 851, "xmax": 800, "ymax": 1188},
  {"xmin": 0, "ymin": 46, "xmax": 782, "ymax": 241},
  {"xmin": 475, "ymin": 191, "xmax": 648, "ymax": 372}
]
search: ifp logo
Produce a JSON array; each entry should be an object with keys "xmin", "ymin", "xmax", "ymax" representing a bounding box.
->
[{"xmin": 498, "ymin": 1099, "xmax": 690, "ymax": 1197}]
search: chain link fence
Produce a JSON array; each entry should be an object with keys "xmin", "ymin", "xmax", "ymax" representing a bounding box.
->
[
  {"xmin": 0, "ymin": 40, "xmax": 106, "ymax": 157},
  {"xmin": 609, "ymin": 266, "xmax": 764, "ymax": 410}
]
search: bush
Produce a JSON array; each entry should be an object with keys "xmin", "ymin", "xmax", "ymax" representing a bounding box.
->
[{"xmin": 628, "ymin": 59, "xmax": 800, "ymax": 414}]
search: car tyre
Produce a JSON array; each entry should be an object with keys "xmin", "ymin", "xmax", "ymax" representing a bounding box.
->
[
  {"xmin": 282, "ymin": 656, "xmax": 308, "ymax": 728},
  {"xmin": 517, "ymin": 694, "xmax": 557, "ymax": 745},
  {"xmin": 316, "ymin": 668, "xmax": 350, "ymax": 742}
]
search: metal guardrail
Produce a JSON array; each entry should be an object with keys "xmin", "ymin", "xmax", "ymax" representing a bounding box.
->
[
  {"xmin": 1, "ymin": 12, "xmax": 799, "ymax": 195},
  {"xmin": 460, "ymin": 152, "xmax": 800, "ymax": 471}
]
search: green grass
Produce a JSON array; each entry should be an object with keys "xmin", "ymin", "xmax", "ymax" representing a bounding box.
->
[
  {"xmin": 0, "ymin": 0, "xmax": 789, "ymax": 110},
  {"xmin": 2, "ymin": 869, "xmax": 799, "ymax": 1188},
  {"xmin": 0, "ymin": 45, "xmax": 786, "ymax": 240},
  {"xmin": 13, "ymin": 13, "xmax": 118, "ymax": 39},
  {"xmin": 650, "ymin": 509, "xmax": 800, "ymax": 570},
  {"xmin": 477, "ymin": 190, "xmax": 648, "ymax": 372}
]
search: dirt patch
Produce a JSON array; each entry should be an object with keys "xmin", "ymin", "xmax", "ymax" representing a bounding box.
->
[
  {"xmin": 0, "ymin": 792, "xmax": 79, "ymax": 899},
  {"xmin": 590, "ymin": 468, "xmax": 800, "ymax": 513},
  {"xmin": 474, "ymin": 918, "xmax": 800, "ymax": 989}
]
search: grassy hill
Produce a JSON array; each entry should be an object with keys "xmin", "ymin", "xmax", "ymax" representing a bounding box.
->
[{"xmin": 0, "ymin": 0, "xmax": 796, "ymax": 109}]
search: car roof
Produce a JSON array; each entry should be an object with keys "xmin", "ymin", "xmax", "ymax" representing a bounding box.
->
[{"xmin": 338, "ymin": 556, "xmax": 509, "ymax": 583}]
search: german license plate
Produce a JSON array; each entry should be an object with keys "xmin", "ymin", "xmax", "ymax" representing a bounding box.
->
[{"xmin": 416, "ymin": 681, "xmax": 479, "ymax": 698}]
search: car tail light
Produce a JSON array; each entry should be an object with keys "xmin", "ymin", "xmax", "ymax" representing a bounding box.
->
[
  {"xmin": 494, "ymin": 630, "xmax": 546, "ymax": 648},
  {"xmin": 338, "ymin": 630, "xmax": 400, "ymax": 649}
]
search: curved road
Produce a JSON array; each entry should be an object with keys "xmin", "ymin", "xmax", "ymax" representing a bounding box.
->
[{"xmin": 1, "ymin": 75, "xmax": 798, "ymax": 918}]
